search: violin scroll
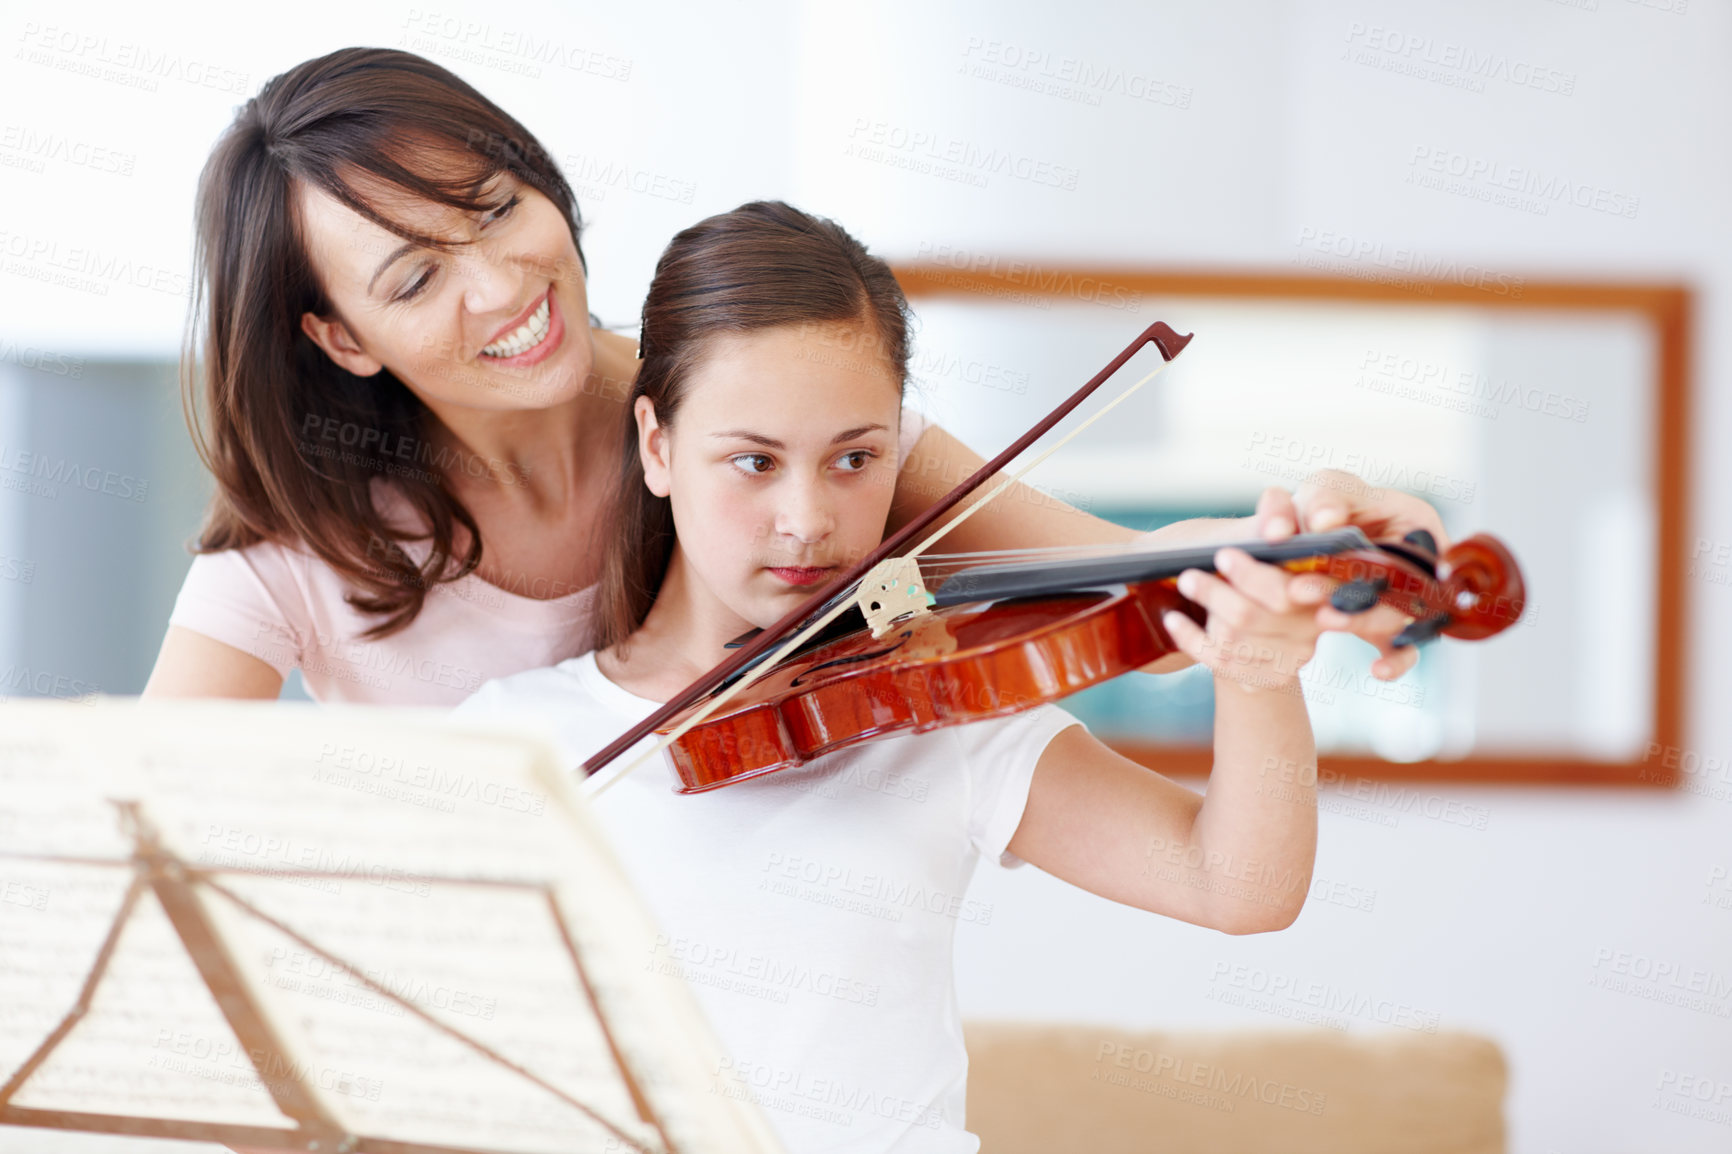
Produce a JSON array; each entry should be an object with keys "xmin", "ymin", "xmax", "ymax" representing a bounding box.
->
[
  {"xmin": 1318, "ymin": 533, "xmax": 1527, "ymax": 644},
  {"xmin": 1435, "ymin": 534, "xmax": 1527, "ymax": 641}
]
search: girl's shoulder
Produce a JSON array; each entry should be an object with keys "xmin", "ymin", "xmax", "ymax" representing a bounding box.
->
[
  {"xmin": 459, "ymin": 650, "xmax": 619, "ymax": 716},
  {"xmin": 456, "ymin": 649, "xmax": 649, "ymax": 772}
]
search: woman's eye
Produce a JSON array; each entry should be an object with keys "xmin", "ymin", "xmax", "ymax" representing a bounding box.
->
[
  {"xmin": 730, "ymin": 453, "xmax": 774, "ymax": 475},
  {"xmin": 396, "ymin": 265, "xmax": 436, "ymax": 302},
  {"xmin": 480, "ymin": 194, "xmax": 521, "ymax": 227},
  {"xmin": 835, "ymin": 450, "xmax": 873, "ymax": 472}
]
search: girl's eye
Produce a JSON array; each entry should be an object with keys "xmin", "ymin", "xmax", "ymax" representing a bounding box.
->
[
  {"xmin": 480, "ymin": 194, "xmax": 521, "ymax": 227},
  {"xmin": 730, "ymin": 453, "xmax": 774, "ymax": 475},
  {"xmin": 396, "ymin": 265, "xmax": 437, "ymax": 303},
  {"xmin": 835, "ymin": 450, "xmax": 873, "ymax": 472}
]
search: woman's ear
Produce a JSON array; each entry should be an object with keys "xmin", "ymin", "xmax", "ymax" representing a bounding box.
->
[
  {"xmin": 300, "ymin": 312, "xmax": 384, "ymax": 377},
  {"xmin": 635, "ymin": 395, "xmax": 672, "ymax": 498}
]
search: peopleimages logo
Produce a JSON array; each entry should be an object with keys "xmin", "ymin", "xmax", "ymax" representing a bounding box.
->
[
  {"xmin": 1342, "ymin": 22, "xmax": 1577, "ymax": 95},
  {"xmin": 1407, "ymin": 146, "xmax": 1639, "ymax": 220},
  {"xmin": 845, "ymin": 120, "xmax": 1081, "ymax": 191},
  {"xmin": 911, "ymin": 242, "xmax": 1142, "ymax": 311},
  {"xmin": 1293, "ymin": 227, "xmax": 1524, "ymax": 298}
]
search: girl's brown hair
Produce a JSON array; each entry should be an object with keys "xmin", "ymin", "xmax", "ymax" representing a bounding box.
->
[
  {"xmin": 595, "ymin": 200, "xmax": 911, "ymax": 649},
  {"xmin": 187, "ymin": 47, "xmax": 586, "ymax": 638}
]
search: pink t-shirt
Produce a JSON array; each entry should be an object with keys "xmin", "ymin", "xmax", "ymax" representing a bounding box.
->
[{"xmin": 167, "ymin": 410, "xmax": 930, "ymax": 705}]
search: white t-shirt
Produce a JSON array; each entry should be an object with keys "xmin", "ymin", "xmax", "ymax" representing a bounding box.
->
[{"xmin": 456, "ymin": 653, "xmax": 1081, "ymax": 1154}]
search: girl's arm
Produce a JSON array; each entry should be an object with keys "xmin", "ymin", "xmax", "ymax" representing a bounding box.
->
[
  {"xmin": 893, "ymin": 425, "xmax": 1443, "ymax": 679},
  {"xmin": 1004, "ymin": 548, "xmax": 1320, "ymax": 935}
]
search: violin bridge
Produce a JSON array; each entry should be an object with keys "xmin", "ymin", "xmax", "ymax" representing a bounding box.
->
[{"xmin": 857, "ymin": 556, "xmax": 936, "ymax": 639}]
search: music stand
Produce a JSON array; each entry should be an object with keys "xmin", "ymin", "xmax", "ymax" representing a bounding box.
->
[{"xmin": 0, "ymin": 699, "xmax": 785, "ymax": 1154}]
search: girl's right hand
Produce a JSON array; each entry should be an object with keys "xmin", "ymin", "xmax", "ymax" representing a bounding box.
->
[{"xmin": 1160, "ymin": 547, "xmax": 1328, "ymax": 696}]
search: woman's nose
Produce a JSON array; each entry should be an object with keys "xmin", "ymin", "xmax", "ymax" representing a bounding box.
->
[{"xmin": 458, "ymin": 242, "xmax": 528, "ymax": 316}]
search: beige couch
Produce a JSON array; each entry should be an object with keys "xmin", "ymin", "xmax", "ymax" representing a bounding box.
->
[{"xmin": 964, "ymin": 1023, "xmax": 1506, "ymax": 1153}]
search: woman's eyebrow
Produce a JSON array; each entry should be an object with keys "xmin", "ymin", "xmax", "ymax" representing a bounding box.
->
[{"xmin": 368, "ymin": 241, "xmax": 418, "ymax": 292}]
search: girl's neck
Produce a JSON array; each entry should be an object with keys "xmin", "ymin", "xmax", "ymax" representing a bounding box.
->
[{"xmin": 597, "ymin": 546, "xmax": 760, "ymax": 703}]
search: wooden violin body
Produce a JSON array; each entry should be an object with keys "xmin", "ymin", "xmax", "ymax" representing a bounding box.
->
[{"xmin": 659, "ymin": 528, "xmax": 1526, "ymax": 792}]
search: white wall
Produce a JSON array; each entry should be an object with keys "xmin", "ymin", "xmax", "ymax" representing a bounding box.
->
[{"xmin": 1, "ymin": 1, "xmax": 1727, "ymax": 1151}]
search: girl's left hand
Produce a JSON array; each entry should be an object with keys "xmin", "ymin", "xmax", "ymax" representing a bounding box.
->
[
  {"xmin": 1161, "ymin": 547, "xmax": 1327, "ymax": 695},
  {"xmin": 1249, "ymin": 474, "xmax": 1443, "ymax": 680}
]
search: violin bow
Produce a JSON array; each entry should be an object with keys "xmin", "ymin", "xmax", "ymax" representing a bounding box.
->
[{"xmin": 580, "ymin": 320, "xmax": 1195, "ymax": 787}]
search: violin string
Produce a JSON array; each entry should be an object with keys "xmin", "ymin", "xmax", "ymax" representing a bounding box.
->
[
  {"xmin": 898, "ymin": 361, "xmax": 1169, "ymax": 567},
  {"xmin": 917, "ymin": 543, "xmax": 1147, "ymax": 565},
  {"xmin": 912, "ymin": 540, "xmax": 1155, "ymax": 577},
  {"xmin": 917, "ymin": 542, "xmax": 1148, "ymax": 560},
  {"xmin": 590, "ymin": 356, "xmax": 1172, "ymax": 798}
]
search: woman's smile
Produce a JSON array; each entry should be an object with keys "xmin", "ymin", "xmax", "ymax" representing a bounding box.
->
[{"xmin": 477, "ymin": 284, "xmax": 565, "ymax": 367}]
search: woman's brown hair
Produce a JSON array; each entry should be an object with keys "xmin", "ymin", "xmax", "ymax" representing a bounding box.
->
[
  {"xmin": 595, "ymin": 200, "xmax": 912, "ymax": 650},
  {"xmin": 186, "ymin": 47, "xmax": 586, "ymax": 637}
]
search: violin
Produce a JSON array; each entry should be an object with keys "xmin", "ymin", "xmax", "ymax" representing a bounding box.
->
[
  {"xmin": 652, "ymin": 527, "xmax": 1525, "ymax": 792},
  {"xmin": 579, "ymin": 320, "xmax": 1527, "ymax": 793}
]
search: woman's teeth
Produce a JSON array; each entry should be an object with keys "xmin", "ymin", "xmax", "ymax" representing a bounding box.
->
[{"xmin": 480, "ymin": 295, "xmax": 552, "ymax": 359}]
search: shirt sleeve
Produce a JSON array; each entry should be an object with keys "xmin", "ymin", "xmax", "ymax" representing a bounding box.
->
[
  {"xmin": 958, "ymin": 704, "xmax": 1085, "ymax": 870},
  {"xmin": 166, "ymin": 545, "xmax": 308, "ymax": 678}
]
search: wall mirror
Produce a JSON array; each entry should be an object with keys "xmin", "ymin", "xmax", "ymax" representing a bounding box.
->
[{"xmin": 892, "ymin": 266, "xmax": 1688, "ymax": 786}]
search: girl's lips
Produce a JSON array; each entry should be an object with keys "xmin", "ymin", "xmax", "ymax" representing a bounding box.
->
[
  {"xmin": 479, "ymin": 286, "xmax": 564, "ymax": 368},
  {"xmin": 766, "ymin": 566, "xmax": 834, "ymax": 587}
]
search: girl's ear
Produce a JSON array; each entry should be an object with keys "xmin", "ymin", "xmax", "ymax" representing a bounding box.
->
[
  {"xmin": 635, "ymin": 395, "xmax": 672, "ymax": 498},
  {"xmin": 300, "ymin": 312, "xmax": 384, "ymax": 377}
]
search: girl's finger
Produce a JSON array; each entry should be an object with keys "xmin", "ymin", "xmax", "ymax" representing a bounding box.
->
[
  {"xmin": 1371, "ymin": 645, "xmax": 1420, "ymax": 681},
  {"xmin": 1176, "ymin": 568, "xmax": 1256, "ymax": 633},
  {"xmin": 1285, "ymin": 572, "xmax": 1336, "ymax": 605},
  {"xmin": 1161, "ymin": 610, "xmax": 1212, "ymax": 666},
  {"xmin": 1213, "ymin": 548, "xmax": 1293, "ymax": 614},
  {"xmin": 1252, "ymin": 487, "xmax": 1297, "ymax": 540},
  {"xmin": 1315, "ymin": 602, "xmax": 1410, "ymax": 638}
]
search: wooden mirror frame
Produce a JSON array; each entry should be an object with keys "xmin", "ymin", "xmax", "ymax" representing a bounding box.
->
[{"xmin": 891, "ymin": 263, "xmax": 1691, "ymax": 788}]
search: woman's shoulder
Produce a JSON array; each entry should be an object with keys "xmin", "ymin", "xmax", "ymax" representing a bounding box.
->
[
  {"xmin": 178, "ymin": 534, "xmax": 320, "ymax": 601},
  {"xmin": 169, "ymin": 536, "xmax": 324, "ymax": 671}
]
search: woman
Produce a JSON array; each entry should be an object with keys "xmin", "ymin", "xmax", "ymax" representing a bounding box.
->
[{"xmin": 143, "ymin": 47, "xmax": 1438, "ymax": 704}]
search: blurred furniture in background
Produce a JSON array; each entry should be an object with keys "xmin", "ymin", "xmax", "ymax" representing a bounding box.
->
[{"xmin": 964, "ymin": 1022, "xmax": 1506, "ymax": 1153}]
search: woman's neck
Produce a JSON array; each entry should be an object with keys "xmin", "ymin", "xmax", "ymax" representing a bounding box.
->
[
  {"xmin": 422, "ymin": 327, "xmax": 637, "ymax": 512},
  {"xmin": 597, "ymin": 547, "xmax": 759, "ymax": 703}
]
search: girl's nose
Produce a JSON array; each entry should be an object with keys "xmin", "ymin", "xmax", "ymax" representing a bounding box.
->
[{"xmin": 775, "ymin": 482, "xmax": 835, "ymax": 546}]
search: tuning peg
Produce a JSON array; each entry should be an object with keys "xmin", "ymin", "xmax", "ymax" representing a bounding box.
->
[
  {"xmin": 1392, "ymin": 612, "xmax": 1452, "ymax": 648},
  {"xmin": 1403, "ymin": 529, "xmax": 1439, "ymax": 556},
  {"xmin": 1330, "ymin": 577, "xmax": 1388, "ymax": 614}
]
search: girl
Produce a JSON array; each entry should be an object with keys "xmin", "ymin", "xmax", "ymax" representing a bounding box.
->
[
  {"xmin": 456, "ymin": 201, "xmax": 1324, "ymax": 1154},
  {"xmin": 144, "ymin": 47, "xmax": 1439, "ymax": 708}
]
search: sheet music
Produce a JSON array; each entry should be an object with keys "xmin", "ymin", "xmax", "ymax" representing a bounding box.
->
[
  {"xmin": 0, "ymin": 699, "xmax": 787, "ymax": 1154},
  {"xmin": 10, "ymin": 887, "xmax": 292, "ymax": 1128}
]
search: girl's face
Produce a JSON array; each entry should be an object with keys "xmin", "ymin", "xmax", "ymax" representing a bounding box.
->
[
  {"xmin": 294, "ymin": 173, "xmax": 596, "ymax": 411},
  {"xmin": 637, "ymin": 322, "xmax": 904, "ymax": 631}
]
